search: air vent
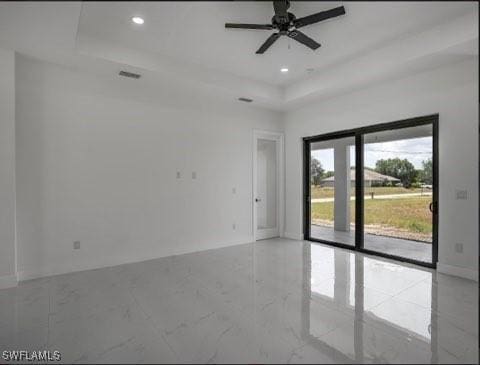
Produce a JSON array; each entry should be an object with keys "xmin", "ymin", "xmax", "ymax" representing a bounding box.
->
[
  {"xmin": 238, "ymin": 97, "xmax": 253, "ymax": 103},
  {"xmin": 119, "ymin": 70, "xmax": 141, "ymax": 79}
]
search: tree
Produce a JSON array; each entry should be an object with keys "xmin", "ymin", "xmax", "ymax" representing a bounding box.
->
[
  {"xmin": 419, "ymin": 158, "xmax": 433, "ymax": 184},
  {"xmin": 323, "ymin": 171, "xmax": 334, "ymax": 179},
  {"xmin": 375, "ymin": 158, "xmax": 417, "ymax": 188},
  {"xmin": 310, "ymin": 158, "xmax": 325, "ymax": 186}
]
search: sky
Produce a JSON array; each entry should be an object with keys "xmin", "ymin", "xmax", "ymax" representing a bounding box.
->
[{"xmin": 312, "ymin": 137, "xmax": 432, "ymax": 171}]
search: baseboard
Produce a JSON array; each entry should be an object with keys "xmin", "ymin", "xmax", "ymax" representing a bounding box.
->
[
  {"xmin": 0, "ymin": 274, "xmax": 18, "ymax": 289},
  {"xmin": 17, "ymin": 236, "xmax": 255, "ymax": 282},
  {"xmin": 284, "ymin": 231, "xmax": 304, "ymax": 240},
  {"xmin": 437, "ymin": 263, "xmax": 479, "ymax": 282}
]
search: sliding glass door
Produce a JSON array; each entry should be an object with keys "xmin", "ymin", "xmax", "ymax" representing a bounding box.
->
[{"xmin": 304, "ymin": 115, "xmax": 438, "ymax": 267}]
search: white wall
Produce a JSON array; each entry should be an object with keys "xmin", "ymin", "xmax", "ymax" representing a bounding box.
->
[
  {"xmin": 284, "ymin": 59, "xmax": 479, "ymax": 280},
  {"xmin": 11, "ymin": 54, "xmax": 480, "ymax": 282},
  {"xmin": 0, "ymin": 48, "xmax": 16, "ymax": 288},
  {"xmin": 15, "ymin": 55, "xmax": 282, "ymax": 280}
]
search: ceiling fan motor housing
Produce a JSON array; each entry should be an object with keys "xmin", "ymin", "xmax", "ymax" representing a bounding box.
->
[{"xmin": 272, "ymin": 12, "xmax": 296, "ymax": 33}]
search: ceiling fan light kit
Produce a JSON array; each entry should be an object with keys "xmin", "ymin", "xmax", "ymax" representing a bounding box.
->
[{"xmin": 225, "ymin": 0, "xmax": 345, "ymax": 54}]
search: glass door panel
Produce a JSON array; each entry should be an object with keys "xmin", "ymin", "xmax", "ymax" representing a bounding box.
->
[
  {"xmin": 309, "ymin": 136, "xmax": 356, "ymax": 246},
  {"xmin": 362, "ymin": 124, "xmax": 433, "ymax": 263},
  {"xmin": 256, "ymin": 137, "xmax": 278, "ymax": 239}
]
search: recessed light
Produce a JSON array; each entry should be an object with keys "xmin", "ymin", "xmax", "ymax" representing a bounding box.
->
[
  {"xmin": 132, "ymin": 16, "xmax": 144, "ymax": 25},
  {"xmin": 280, "ymin": 68, "xmax": 289, "ymax": 73}
]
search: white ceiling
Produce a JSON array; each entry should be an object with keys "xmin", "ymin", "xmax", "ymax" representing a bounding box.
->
[
  {"xmin": 77, "ymin": 1, "xmax": 474, "ymax": 86},
  {"xmin": 0, "ymin": 1, "xmax": 477, "ymax": 111}
]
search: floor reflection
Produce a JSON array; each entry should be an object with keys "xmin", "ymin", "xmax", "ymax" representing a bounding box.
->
[{"xmin": 296, "ymin": 242, "xmax": 477, "ymax": 363}]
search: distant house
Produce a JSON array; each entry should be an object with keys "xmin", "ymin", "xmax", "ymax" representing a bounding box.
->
[{"xmin": 320, "ymin": 168, "xmax": 401, "ymax": 187}]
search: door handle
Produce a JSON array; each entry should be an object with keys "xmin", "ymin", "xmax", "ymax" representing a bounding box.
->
[
  {"xmin": 429, "ymin": 202, "xmax": 435, "ymax": 213},
  {"xmin": 255, "ymin": 198, "xmax": 261, "ymax": 202}
]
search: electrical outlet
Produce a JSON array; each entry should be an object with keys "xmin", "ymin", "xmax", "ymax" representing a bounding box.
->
[
  {"xmin": 456, "ymin": 190, "xmax": 468, "ymax": 200},
  {"xmin": 73, "ymin": 241, "xmax": 81, "ymax": 250},
  {"xmin": 455, "ymin": 243, "xmax": 463, "ymax": 253}
]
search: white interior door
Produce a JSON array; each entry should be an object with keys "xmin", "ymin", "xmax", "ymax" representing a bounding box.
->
[{"xmin": 254, "ymin": 131, "xmax": 283, "ymax": 240}]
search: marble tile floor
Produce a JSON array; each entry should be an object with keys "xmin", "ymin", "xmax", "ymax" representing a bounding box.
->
[{"xmin": 0, "ymin": 238, "xmax": 477, "ymax": 364}]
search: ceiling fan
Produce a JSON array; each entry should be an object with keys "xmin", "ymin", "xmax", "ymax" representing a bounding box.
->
[{"xmin": 225, "ymin": 1, "xmax": 345, "ymax": 54}]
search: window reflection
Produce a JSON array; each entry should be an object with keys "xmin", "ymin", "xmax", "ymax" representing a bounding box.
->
[
  {"xmin": 310, "ymin": 245, "xmax": 334, "ymax": 299},
  {"xmin": 365, "ymin": 256, "xmax": 433, "ymax": 341},
  {"xmin": 348, "ymin": 255, "xmax": 355, "ymax": 307},
  {"xmin": 303, "ymin": 243, "xmax": 436, "ymax": 362}
]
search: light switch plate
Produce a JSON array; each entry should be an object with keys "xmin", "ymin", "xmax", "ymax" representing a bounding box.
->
[
  {"xmin": 176, "ymin": 171, "xmax": 181, "ymax": 179},
  {"xmin": 192, "ymin": 171, "xmax": 197, "ymax": 179},
  {"xmin": 456, "ymin": 190, "xmax": 467, "ymax": 200},
  {"xmin": 73, "ymin": 241, "xmax": 81, "ymax": 250}
]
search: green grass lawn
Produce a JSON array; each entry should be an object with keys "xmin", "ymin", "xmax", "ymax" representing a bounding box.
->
[
  {"xmin": 311, "ymin": 196, "xmax": 432, "ymax": 234},
  {"xmin": 311, "ymin": 186, "xmax": 425, "ymax": 199}
]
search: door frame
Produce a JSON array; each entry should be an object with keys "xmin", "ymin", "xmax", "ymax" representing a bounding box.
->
[
  {"xmin": 253, "ymin": 129, "xmax": 284, "ymax": 241},
  {"xmin": 303, "ymin": 114, "xmax": 439, "ymax": 268}
]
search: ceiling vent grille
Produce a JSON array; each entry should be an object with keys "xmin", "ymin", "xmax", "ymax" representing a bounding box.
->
[
  {"xmin": 238, "ymin": 97, "xmax": 253, "ymax": 103},
  {"xmin": 119, "ymin": 70, "xmax": 141, "ymax": 79}
]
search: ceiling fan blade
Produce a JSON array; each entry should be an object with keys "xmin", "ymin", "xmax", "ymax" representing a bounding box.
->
[
  {"xmin": 294, "ymin": 6, "xmax": 346, "ymax": 28},
  {"xmin": 256, "ymin": 33, "xmax": 281, "ymax": 54},
  {"xmin": 225, "ymin": 23, "xmax": 273, "ymax": 30},
  {"xmin": 287, "ymin": 30, "xmax": 320, "ymax": 50},
  {"xmin": 273, "ymin": 0, "xmax": 289, "ymax": 17}
]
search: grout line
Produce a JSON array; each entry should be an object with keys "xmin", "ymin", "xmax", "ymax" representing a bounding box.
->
[{"xmin": 125, "ymin": 284, "xmax": 180, "ymax": 362}]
